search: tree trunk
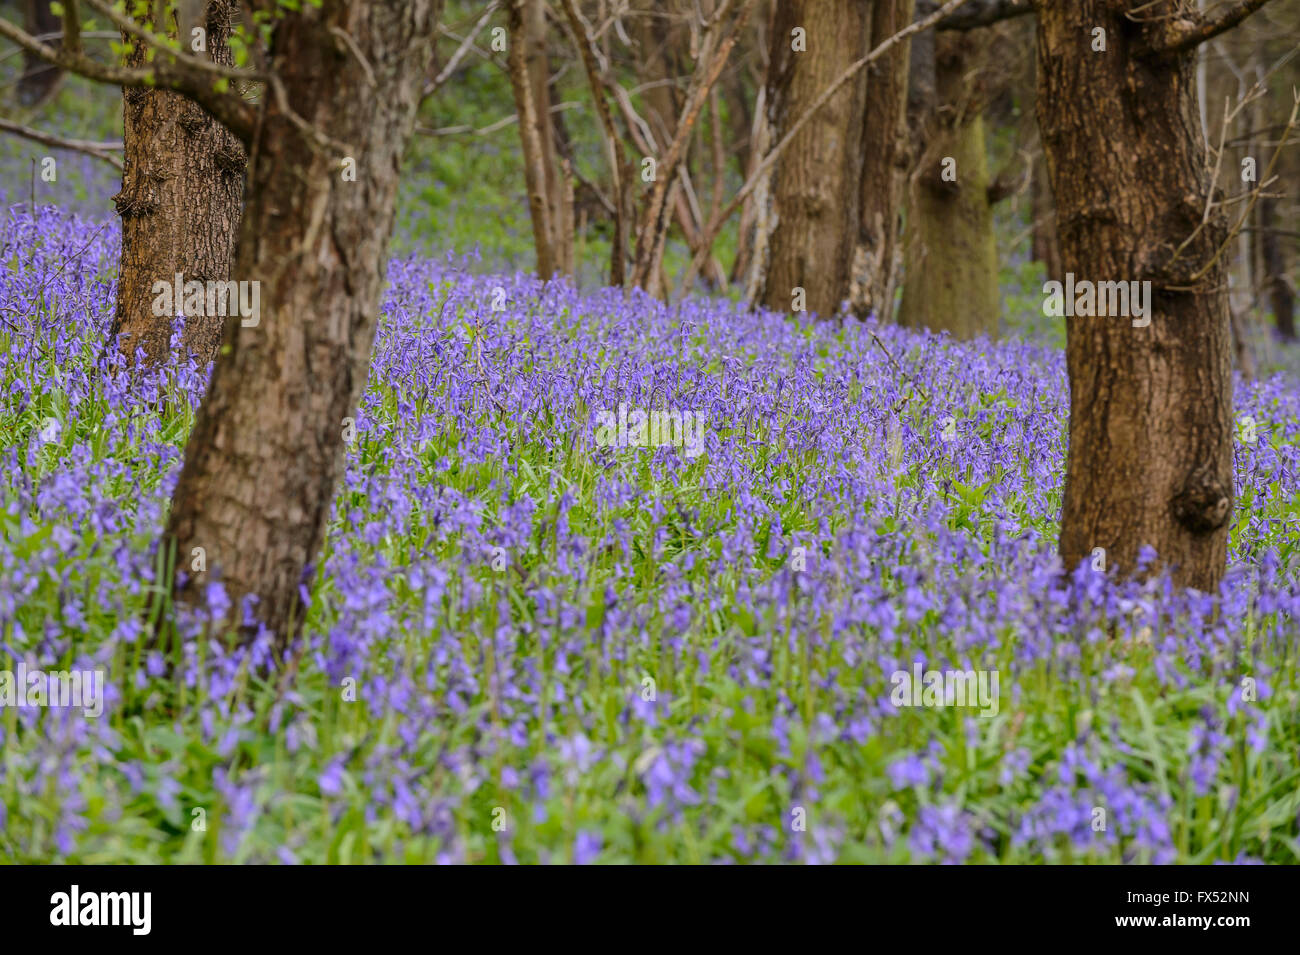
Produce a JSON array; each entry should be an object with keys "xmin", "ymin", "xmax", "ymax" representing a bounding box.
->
[
  {"xmin": 110, "ymin": 1, "xmax": 245, "ymax": 368},
  {"xmin": 559, "ymin": 0, "xmax": 630, "ymax": 287},
  {"xmin": 1230, "ymin": 303, "xmax": 1255, "ymax": 381},
  {"xmin": 1030, "ymin": 150, "xmax": 1062, "ymax": 282},
  {"xmin": 636, "ymin": 0, "xmax": 684, "ymax": 144},
  {"xmin": 898, "ymin": 27, "xmax": 999, "ymax": 338},
  {"xmin": 524, "ymin": 0, "xmax": 574, "ymax": 276},
  {"xmin": 630, "ymin": 0, "xmax": 728, "ymax": 292},
  {"xmin": 1035, "ymin": 0, "xmax": 1234, "ymax": 590},
  {"xmin": 164, "ymin": 0, "xmax": 440, "ymax": 646},
  {"xmin": 507, "ymin": 0, "xmax": 561, "ymax": 279},
  {"xmin": 723, "ymin": 60, "xmax": 757, "ymax": 187},
  {"xmin": 729, "ymin": 83, "xmax": 764, "ymax": 287},
  {"xmin": 1235, "ymin": 58, "xmax": 1260, "ymax": 323},
  {"xmin": 852, "ymin": 0, "xmax": 914, "ymax": 321},
  {"xmin": 758, "ymin": 0, "xmax": 871, "ymax": 319},
  {"xmin": 1258, "ymin": 190, "xmax": 1295, "ymax": 341},
  {"xmin": 741, "ymin": 85, "xmax": 774, "ymax": 303},
  {"xmin": 18, "ymin": 0, "xmax": 61, "ymax": 107},
  {"xmin": 627, "ymin": 1, "xmax": 754, "ymax": 298},
  {"xmin": 725, "ymin": 14, "xmax": 767, "ymax": 286}
]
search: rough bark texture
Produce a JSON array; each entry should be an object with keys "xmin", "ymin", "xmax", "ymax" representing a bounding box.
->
[
  {"xmin": 1035, "ymin": 0, "xmax": 1235, "ymax": 590},
  {"xmin": 164, "ymin": 0, "xmax": 440, "ymax": 646},
  {"xmin": 758, "ymin": 0, "xmax": 871, "ymax": 319},
  {"xmin": 110, "ymin": 1, "xmax": 245, "ymax": 368},
  {"xmin": 852, "ymin": 0, "xmax": 914, "ymax": 321},
  {"xmin": 899, "ymin": 27, "xmax": 1000, "ymax": 338}
]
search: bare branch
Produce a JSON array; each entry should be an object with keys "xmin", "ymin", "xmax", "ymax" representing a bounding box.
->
[
  {"xmin": 1241, "ymin": 226, "xmax": 1300, "ymax": 242},
  {"xmin": 987, "ymin": 148, "xmax": 1032, "ymax": 204},
  {"xmin": 0, "ymin": 117, "xmax": 123, "ymax": 170},
  {"xmin": 264, "ymin": 69, "xmax": 352, "ymax": 156},
  {"xmin": 329, "ymin": 26, "xmax": 376, "ymax": 88},
  {"xmin": 436, "ymin": 22, "xmax": 504, "ymax": 73},
  {"xmin": 0, "ymin": 14, "xmax": 259, "ymax": 143},
  {"xmin": 424, "ymin": 1, "xmax": 498, "ymax": 98},
  {"xmin": 1182, "ymin": 87, "xmax": 1300, "ymax": 285},
  {"xmin": 560, "ymin": 0, "xmax": 632, "ymax": 287},
  {"xmin": 63, "ymin": 0, "xmax": 81, "ymax": 56},
  {"xmin": 81, "ymin": 0, "xmax": 254, "ymax": 82},
  {"xmin": 630, "ymin": 0, "xmax": 759, "ymax": 291},
  {"xmin": 1148, "ymin": 0, "xmax": 1278, "ymax": 56},
  {"xmin": 417, "ymin": 101, "xmax": 583, "ymax": 137},
  {"xmin": 684, "ymin": 0, "xmax": 975, "ymax": 289},
  {"xmin": 931, "ymin": 0, "xmax": 1032, "ymax": 31},
  {"xmin": 0, "ymin": 31, "xmax": 120, "ymax": 64}
]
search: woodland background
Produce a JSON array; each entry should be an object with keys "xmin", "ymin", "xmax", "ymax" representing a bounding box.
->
[{"xmin": 0, "ymin": 0, "xmax": 1298, "ymax": 864}]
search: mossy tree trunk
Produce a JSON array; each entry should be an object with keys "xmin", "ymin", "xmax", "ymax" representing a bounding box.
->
[{"xmin": 898, "ymin": 27, "xmax": 1000, "ymax": 339}]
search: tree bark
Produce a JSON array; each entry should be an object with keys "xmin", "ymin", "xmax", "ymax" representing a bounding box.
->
[
  {"xmin": 852, "ymin": 0, "xmax": 914, "ymax": 321},
  {"xmin": 729, "ymin": 82, "xmax": 764, "ymax": 287},
  {"xmin": 507, "ymin": 0, "xmax": 561, "ymax": 279},
  {"xmin": 628, "ymin": 0, "xmax": 754, "ymax": 297},
  {"xmin": 18, "ymin": 0, "xmax": 61, "ymax": 107},
  {"xmin": 559, "ymin": 0, "xmax": 630, "ymax": 287},
  {"xmin": 636, "ymin": 0, "xmax": 684, "ymax": 144},
  {"xmin": 1035, "ymin": 0, "xmax": 1235, "ymax": 590},
  {"xmin": 758, "ymin": 0, "xmax": 872, "ymax": 318},
  {"xmin": 740, "ymin": 83, "xmax": 774, "ymax": 303},
  {"xmin": 628, "ymin": 0, "xmax": 729, "ymax": 292},
  {"xmin": 724, "ymin": 13, "xmax": 767, "ymax": 286},
  {"xmin": 109, "ymin": 1, "xmax": 245, "ymax": 368},
  {"xmin": 1258, "ymin": 190, "xmax": 1295, "ymax": 340},
  {"xmin": 898, "ymin": 25, "xmax": 1000, "ymax": 338},
  {"xmin": 1030, "ymin": 149, "xmax": 1062, "ymax": 282},
  {"xmin": 524, "ymin": 0, "xmax": 574, "ymax": 276},
  {"xmin": 164, "ymin": 0, "xmax": 441, "ymax": 646}
]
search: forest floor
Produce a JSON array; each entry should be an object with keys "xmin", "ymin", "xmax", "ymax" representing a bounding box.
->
[{"xmin": 2, "ymin": 205, "xmax": 1299, "ymax": 862}]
